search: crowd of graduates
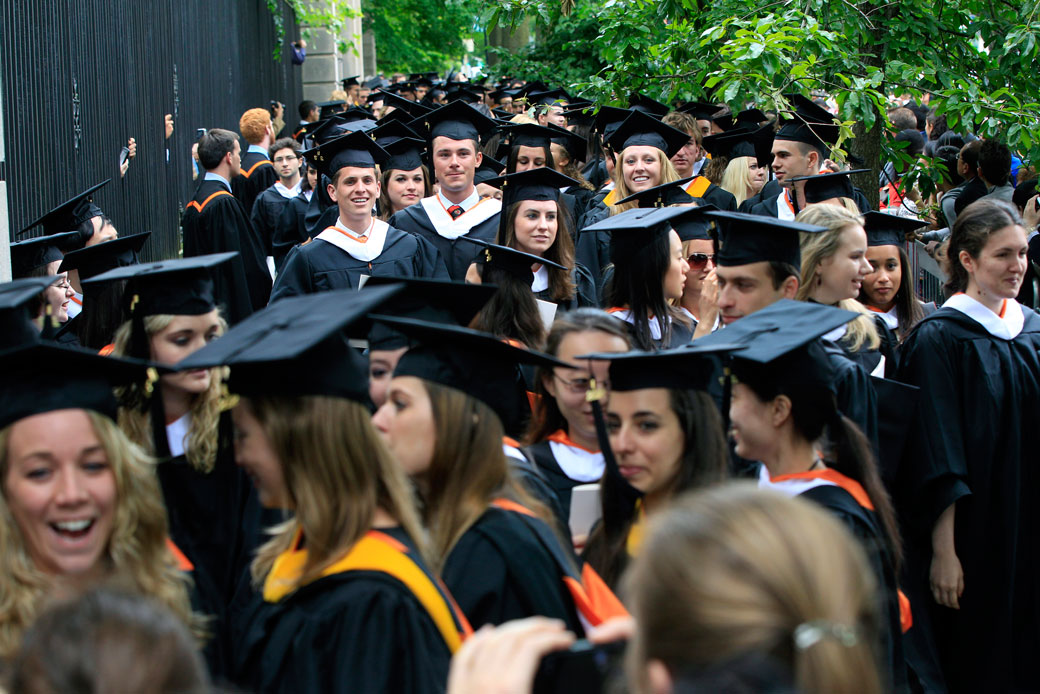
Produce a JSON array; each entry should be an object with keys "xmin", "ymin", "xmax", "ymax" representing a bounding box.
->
[{"xmin": 2, "ymin": 71, "xmax": 1039, "ymax": 694}]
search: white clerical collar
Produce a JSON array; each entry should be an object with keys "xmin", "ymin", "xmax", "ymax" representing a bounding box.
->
[
  {"xmin": 204, "ymin": 171, "xmax": 231, "ymax": 190},
  {"xmin": 437, "ymin": 188, "xmax": 480, "ymax": 213},
  {"xmin": 531, "ymin": 265, "xmax": 550, "ymax": 293},
  {"xmin": 274, "ymin": 180, "xmax": 301, "ymax": 199},
  {"xmin": 944, "ymin": 292, "xmax": 1025, "ymax": 339}
]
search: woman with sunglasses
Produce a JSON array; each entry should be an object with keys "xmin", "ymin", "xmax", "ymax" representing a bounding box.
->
[{"xmin": 678, "ymin": 229, "xmax": 720, "ymax": 338}]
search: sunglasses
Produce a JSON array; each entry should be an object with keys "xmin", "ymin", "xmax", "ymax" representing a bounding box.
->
[{"xmin": 687, "ymin": 253, "xmax": 715, "ymax": 269}]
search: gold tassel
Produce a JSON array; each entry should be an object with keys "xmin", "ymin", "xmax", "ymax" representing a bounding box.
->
[
  {"xmin": 585, "ymin": 376, "xmax": 606, "ymax": 403},
  {"xmin": 143, "ymin": 367, "xmax": 159, "ymax": 397}
]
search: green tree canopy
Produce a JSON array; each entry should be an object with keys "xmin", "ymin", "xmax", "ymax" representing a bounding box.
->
[{"xmin": 363, "ymin": 0, "xmax": 482, "ymax": 72}]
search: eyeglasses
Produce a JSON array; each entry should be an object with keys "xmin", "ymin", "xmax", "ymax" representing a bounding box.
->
[
  {"xmin": 687, "ymin": 253, "xmax": 715, "ymax": 269},
  {"xmin": 553, "ymin": 373, "xmax": 611, "ymax": 395},
  {"xmin": 273, "ymin": 155, "xmax": 298, "ymax": 163}
]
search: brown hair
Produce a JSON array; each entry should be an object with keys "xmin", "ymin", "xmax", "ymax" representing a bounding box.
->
[
  {"xmin": 268, "ymin": 137, "xmax": 300, "ymax": 160},
  {"xmin": 663, "ymin": 111, "xmax": 701, "ymax": 145},
  {"xmin": 858, "ymin": 244, "xmax": 925, "ymax": 340},
  {"xmin": 625, "ymin": 484, "xmax": 882, "ymax": 694},
  {"xmin": 239, "ymin": 108, "xmax": 272, "ymax": 145},
  {"xmin": 378, "ymin": 164, "xmax": 433, "ymax": 221},
  {"xmin": 946, "ymin": 198, "xmax": 1023, "ymax": 294},
  {"xmin": 499, "ymin": 199, "xmax": 577, "ymax": 303},
  {"xmin": 245, "ymin": 395, "xmax": 429, "ymax": 587}
]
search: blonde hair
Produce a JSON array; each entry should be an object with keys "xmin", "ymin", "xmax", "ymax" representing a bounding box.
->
[
  {"xmin": 246, "ymin": 396, "xmax": 428, "ymax": 589},
  {"xmin": 609, "ymin": 146, "xmax": 680, "ymax": 215},
  {"xmin": 720, "ymin": 156, "xmax": 755, "ymax": 206},
  {"xmin": 794, "ymin": 205, "xmax": 880, "ymax": 352},
  {"xmin": 112, "ymin": 315, "xmax": 224, "ymax": 473},
  {"xmin": 625, "ymin": 484, "xmax": 882, "ymax": 694},
  {"xmin": 0, "ymin": 412, "xmax": 200, "ymax": 658}
]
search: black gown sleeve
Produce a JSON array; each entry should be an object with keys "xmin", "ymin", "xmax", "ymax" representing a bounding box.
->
[
  {"xmin": 269, "ymin": 245, "xmax": 314, "ymax": 302},
  {"xmin": 410, "ymin": 232, "xmax": 451, "ymax": 279}
]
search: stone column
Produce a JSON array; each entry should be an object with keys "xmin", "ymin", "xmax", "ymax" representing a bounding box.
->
[{"xmin": 299, "ymin": 0, "xmax": 366, "ymax": 103}]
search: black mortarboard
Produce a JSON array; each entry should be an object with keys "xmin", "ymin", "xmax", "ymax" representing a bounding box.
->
[
  {"xmin": 382, "ymin": 137, "xmax": 426, "ymax": 172},
  {"xmin": 489, "ymin": 88, "xmax": 519, "ymax": 103},
  {"xmin": 672, "ymin": 204, "xmax": 718, "ymax": 242},
  {"xmin": 361, "ymin": 277, "xmax": 498, "ymax": 350},
  {"xmin": 17, "ymin": 180, "xmax": 111, "ymax": 241},
  {"xmin": 317, "ymin": 100, "xmax": 347, "ymax": 120},
  {"xmin": 11, "ymin": 231, "xmax": 80, "ymax": 277},
  {"xmin": 701, "ymin": 124, "xmax": 775, "ymax": 168},
  {"xmin": 387, "ymin": 81, "xmax": 417, "ymax": 95},
  {"xmin": 785, "ymin": 94, "xmax": 835, "ymax": 124},
  {"xmin": 474, "ymin": 155, "xmax": 505, "ymax": 184},
  {"xmin": 580, "ymin": 341, "xmax": 745, "ymax": 392},
  {"xmin": 694, "ymin": 299, "xmax": 858, "ymax": 392},
  {"xmin": 529, "ymin": 88, "xmax": 571, "ymax": 106},
  {"xmin": 375, "ymin": 107, "xmax": 418, "ymax": 129},
  {"xmin": 374, "ymin": 316, "xmax": 569, "ymax": 428},
  {"xmin": 341, "ymin": 75, "xmax": 360, "ymax": 88},
  {"xmin": 862, "ymin": 211, "xmax": 928, "ymax": 247},
  {"xmin": 628, "ymin": 94, "xmax": 670, "ymax": 118},
  {"xmin": 788, "ymin": 169, "xmax": 870, "ymax": 204},
  {"xmin": 303, "ymin": 130, "xmax": 390, "ymax": 178},
  {"xmin": 293, "ymin": 119, "xmax": 325, "ymax": 143},
  {"xmin": 774, "ymin": 94, "xmax": 840, "ymax": 151},
  {"xmin": 676, "ymin": 101, "xmax": 722, "ymax": 121},
  {"xmin": 483, "ymin": 167, "xmax": 578, "ymax": 205},
  {"xmin": 364, "ymin": 76, "xmax": 388, "ymax": 90},
  {"xmin": 584, "ymin": 205, "xmax": 712, "ymax": 259},
  {"xmin": 306, "ymin": 116, "xmax": 352, "ymax": 145},
  {"xmin": 446, "ymin": 86, "xmax": 484, "ymax": 105},
  {"xmin": 491, "ymin": 108, "xmax": 515, "ymax": 120},
  {"xmin": 516, "ymin": 81, "xmax": 550, "ymax": 98},
  {"xmin": 412, "ymin": 100, "xmax": 498, "ymax": 144},
  {"xmin": 501, "ymin": 122, "xmax": 558, "ymax": 150},
  {"xmin": 592, "ymin": 106, "xmax": 632, "ymax": 140},
  {"xmin": 58, "ymin": 231, "xmax": 151, "ymax": 281},
  {"xmin": 176, "ymin": 284, "xmax": 404, "ymax": 402},
  {"xmin": 616, "ymin": 177, "xmax": 697, "ymax": 208},
  {"xmin": 0, "ymin": 277, "xmax": 59, "ymax": 349},
  {"xmin": 370, "ymin": 119, "xmax": 422, "ymax": 148},
  {"xmin": 607, "ymin": 110, "xmax": 689, "ymax": 158},
  {"xmin": 546, "ymin": 123, "xmax": 586, "ymax": 161},
  {"xmin": 0, "ymin": 343, "xmax": 155, "ymax": 428},
  {"xmin": 560, "ymin": 105, "xmax": 595, "ymax": 128},
  {"xmin": 708, "ymin": 210, "xmax": 826, "ymax": 269},
  {"xmin": 735, "ymin": 109, "xmax": 769, "ymax": 128},
  {"xmin": 338, "ymin": 105, "xmax": 376, "ymax": 123},
  {"xmin": 461, "ymin": 236, "xmax": 567, "ymax": 286}
]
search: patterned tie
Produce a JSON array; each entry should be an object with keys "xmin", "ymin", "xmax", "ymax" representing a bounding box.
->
[{"xmin": 447, "ymin": 204, "xmax": 464, "ymax": 220}]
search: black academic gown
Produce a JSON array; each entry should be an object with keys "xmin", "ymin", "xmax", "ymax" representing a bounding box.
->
[
  {"xmin": 272, "ymin": 191, "xmax": 312, "ymax": 272},
  {"xmin": 232, "ymin": 527, "xmax": 454, "ymax": 694},
  {"xmin": 739, "ymin": 178, "xmax": 782, "ymax": 214},
  {"xmin": 894, "ymin": 307, "xmax": 1040, "ymax": 694},
  {"xmin": 389, "ymin": 201, "xmax": 500, "ymax": 281},
  {"xmin": 232, "ymin": 151, "xmax": 277, "ymax": 220},
  {"xmin": 269, "ymin": 223, "xmax": 449, "ymax": 301},
  {"xmin": 523, "ymin": 439, "xmax": 599, "ymax": 529},
  {"xmin": 821, "ymin": 339, "xmax": 879, "ymax": 453},
  {"xmin": 699, "ymin": 180, "xmax": 738, "ymax": 211},
  {"xmin": 442, "ymin": 505, "xmax": 584, "ymax": 634},
  {"xmin": 250, "ymin": 184, "xmax": 296, "ymax": 257},
  {"xmin": 535, "ymin": 263, "xmax": 598, "ymax": 310},
  {"xmin": 181, "ymin": 179, "xmax": 272, "ymax": 324}
]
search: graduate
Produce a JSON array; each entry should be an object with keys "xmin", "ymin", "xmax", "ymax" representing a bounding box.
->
[
  {"xmin": 660, "ymin": 110, "xmax": 739, "ymax": 211},
  {"xmin": 87, "ymin": 253, "xmax": 263, "ymax": 678},
  {"xmin": 271, "ymin": 161, "xmax": 318, "ymax": 273},
  {"xmin": 370, "ymin": 317, "xmax": 627, "ymax": 633},
  {"xmin": 182, "ymin": 128, "xmax": 271, "ymax": 324},
  {"xmin": 232, "ymin": 109, "xmax": 278, "ymax": 220},
  {"xmin": 702, "ymin": 124, "xmax": 775, "ymax": 208},
  {"xmin": 859, "ymin": 211, "xmax": 935, "ymax": 340},
  {"xmin": 269, "ymin": 130, "xmax": 449, "ymax": 301},
  {"xmin": 895, "ymin": 199, "xmax": 1040, "ymax": 694},
  {"xmin": 0, "ymin": 276, "xmax": 64, "ymax": 349},
  {"xmin": 177, "ymin": 285, "xmax": 467, "ymax": 694},
  {"xmin": 389, "ymin": 101, "xmax": 503, "ymax": 280},
  {"xmin": 698, "ymin": 300, "xmax": 909, "ymax": 692}
]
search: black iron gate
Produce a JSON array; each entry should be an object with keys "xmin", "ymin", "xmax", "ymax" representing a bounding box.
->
[{"xmin": 2, "ymin": 0, "xmax": 303, "ymax": 261}]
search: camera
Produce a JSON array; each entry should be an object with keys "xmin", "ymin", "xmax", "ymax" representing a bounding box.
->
[{"xmin": 532, "ymin": 639, "xmax": 624, "ymax": 694}]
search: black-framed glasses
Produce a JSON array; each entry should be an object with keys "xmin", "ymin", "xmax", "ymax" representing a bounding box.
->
[{"xmin": 688, "ymin": 252, "xmax": 715, "ymax": 269}]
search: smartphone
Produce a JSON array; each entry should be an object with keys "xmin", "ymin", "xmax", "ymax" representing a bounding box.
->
[
  {"xmin": 533, "ymin": 639, "xmax": 625, "ymax": 694},
  {"xmin": 196, "ymin": 128, "xmax": 206, "ymax": 139},
  {"xmin": 119, "ymin": 146, "xmax": 130, "ymax": 166}
]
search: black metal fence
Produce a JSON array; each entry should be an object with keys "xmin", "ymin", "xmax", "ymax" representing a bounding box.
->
[{"xmin": 2, "ymin": 0, "xmax": 303, "ymax": 261}]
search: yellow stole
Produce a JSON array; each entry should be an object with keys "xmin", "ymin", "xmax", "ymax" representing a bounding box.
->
[{"xmin": 684, "ymin": 176, "xmax": 713, "ymax": 198}]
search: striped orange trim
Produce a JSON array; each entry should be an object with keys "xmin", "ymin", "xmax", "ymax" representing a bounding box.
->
[
  {"xmin": 772, "ymin": 468, "xmax": 874, "ymax": 510},
  {"xmin": 684, "ymin": 176, "xmax": 712, "ymax": 198},
  {"xmin": 323, "ymin": 225, "xmax": 370, "ymax": 243},
  {"xmin": 166, "ymin": 538, "xmax": 194, "ymax": 571},
  {"xmin": 70, "ymin": 295, "xmax": 82, "ymax": 306},
  {"xmin": 186, "ymin": 190, "xmax": 232, "ymax": 214},
  {"xmin": 503, "ymin": 436, "xmax": 522, "ymax": 448},
  {"xmin": 546, "ymin": 429, "xmax": 599, "ymax": 454},
  {"xmin": 98, "ymin": 344, "xmax": 115, "ymax": 356},
  {"xmin": 492, "ymin": 498, "xmax": 537, "ymax": 517},
  {"xmin": 240, "ymin": 159, "xmax": 273, "ymax": 178}
]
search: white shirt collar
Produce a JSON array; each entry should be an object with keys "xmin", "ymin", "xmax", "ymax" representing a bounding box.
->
[
  {"xmin": 943, "ymin": 293, "xmax": 1025, "ymax": 339},
  {"xmin": 166, "ymin": 413, "xmax": 191, "ymax": 458},
  {"xmin": 274, "ymin": 180, "xmax": 301, "ymax": 199},
  {"xmin": 531, "ymin": 265, "xmax": 550, "ymax": 293},
  {"xmin": 204, "ymin": 171, "xmax": 231, "ymax": 190},
  {"xmin": 247, "ymin": 144, "xmax": 269, "ymax": 156},
  {"xmin": 437, "ymin": 188, "xmax": 480, "ymax": 213}
]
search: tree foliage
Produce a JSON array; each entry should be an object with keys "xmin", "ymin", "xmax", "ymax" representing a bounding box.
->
[
  {"xmin": 266, "ymin": 0, "xmax": 362, "ymax": 57},
  {"xmin": 362, "ymin": 0, "xmax": 482, "ymax": 72}
]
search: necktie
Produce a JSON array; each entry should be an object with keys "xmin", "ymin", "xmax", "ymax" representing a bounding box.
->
[{"xmin": 447, "ymin": 204, "xmax": 464, "ymax": 220}]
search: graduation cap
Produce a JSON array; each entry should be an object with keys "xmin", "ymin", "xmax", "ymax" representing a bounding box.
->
[
  {"xmin": 516, "ymin": 81, "xmax": 550, "ymax": 98},
  {"xmin": 317, "ymin": 100, "xmax": 347, "ymax": 120},
  {"xmin": 386, "ymin": 81, "xmax": 417, "ymax": 95},
  {"xmin": 303, "ymin": 130, "xmax": 390, "ymax": 178},
  {"xmin": 474, "ymin": 155, "xmax": 506, "ymax": 184},
  {"xmin": 559, "ymin": 105, "xmax": 595, "ymax": 129},
  {"xmin": 546, "ymin": 123, "xmax": 586, "ymax": 161},
  {"xmin": 862, "ymin": 211, "xmax": 928, "ymax": 247},
  {"xmin": 0, "ymin": 343, "xmax": 156, "ymax": 428},
  {"xmin": 363, "ymin": 76, "xmax": 388, "ymax": 90},
  {"xmin": 379, "ymin": 90, "xmax": 433, "ymax": 119},
  {"xmin": 306, "ymin": 117, "xmax": 352, "ymax": 145},
  {"xmin": 489, "ymin": 88, "xmax": 519, "ymax": 104},
  {"xmin": 529, "ymin": 88, "xmax": 571, "ymax": 106},
  {"xmin": 17, "ymin": 180, "xmax": 111, "ymax": 241},
  {"xmin": 372, "ymin": 315, "xmax": 569, "ymax": 429},
  {"xmin": 58, "ymin": 231, "xmax": 151, "ymax": 281},
  {"xmin": 176, "ymin": 284, "xmax": 404, "ymax": 402},
  {"xmin": 616, "ymin": 177, "xmax": 697, "ymax": 208},
  {"xmin": 592, "ymin": 106, "xmax": 633, "ymax": 141},
  {"xmin": 583, "ymin": 205, "xmax": 714, "ymax": 259},
  {"xmin": 460, "ymin": 237, "xmax": 567, "ymax": 287},
  {"xmin": 382, "ymin": 137, "xmax": 426, "ymax": 172},
  {"xmin": 787, "ymin": 169, "xmax": 870, "ymax": 205},
  {"xmin": 11, "ymin": 231, "xmax": 80, "ymax": 278},
  {"xmin": 774, "ymin": 94, "xmax": 840, "ymax": 151},
  {"xmin": 676, "ymin": 101, "xmax": 723, "ymax": 121},
  {"xmin": 361, "ymin": 277, "xmax": 498, "ymax": 351},
  {"xmin": 482, "ymin": 167, "xmax": 578, "ymax": 238},
  {"xmin": 446, "ymin": 86, "xmax": 484, "ymax": 105},
  {"xmin": 701, "ymin": 125, "xmax": 775, "ymax": 169},
  {"xmin": 707, "ymin": 210, "xmax": 826, "ymax": 269},
  {"xmin": 411, "ymin": 100, "xmax": 498, "ymax": 144},
  {"xmin": 628, "ymin": 94, "xmax": 670, "ymax": 118},
  {"xmin": 370, "ymin": 119, "xmax": 422, "ymax": 148},
  {"xmin": 580, "ymin": 341, "xmax": 745, "ymax": 392},
  {"xmin": 784, "ymin": 94, "xmax": 835, "ymax": 124},
  {"xmin": 694, "ymin": 299, "xmax": 858, "ymax": 392},
  {"xmin": 500, "ymin": 122, "xmax": 559, "ymax": 151},
  {"xmin": 339, "ymin": 105, "xmax": 376, "ymax": 123},
  {"xmin": 607, "ymin": 109, "xmax": 690, "ymax": 158},
  {"xmin": 341, "ymin": 75, "xmax": 360, "ymax": 89},
  {"xmin": 0, "ymin": 276, "xmax": 60, "ymax": 349},
  {"xmin": 491, "ymin": 108, "xmax": 515, "ymax": 120},
  {"xmin": 735, "ymin": 109, "xmax": 769, "ymax": 128},
  {"xmin": 672, "ymin": 204, "xmax": 718, "ymax": 242},
  {"xmin": 293, "ymin": 119, "xmax": 326, "ymax": 143}
]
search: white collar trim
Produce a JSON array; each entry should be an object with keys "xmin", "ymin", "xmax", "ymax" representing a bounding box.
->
[
  {"xmin": 315, "ymin": 218, "xmax": 390, "ymax": 265},
  {"xmin": 944, "ymin": 293, "xmax": 1024, "ymax": 339}
]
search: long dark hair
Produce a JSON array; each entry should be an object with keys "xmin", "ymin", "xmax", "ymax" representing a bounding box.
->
[
  {"xmin": 523, "ymin": 309, "xmax": 631, "ymax": 445},
  {"xmin": 506, "ymin": 145, "xmax": 556, "ymax": 174},
  {"xmin": 582, "ymin": 388, "xmax": 729, "ymax": 588},
  {"xmin": 498, "ymin": 200, "xmax": 577, "ymax": 303},
  {"xmin": 377, "ymin": 164, "xmax": 432, "ymax": 221},
  {"xmin": 858, "ymin": 245, "xmax": 925, "ymax": 339},
  {"xmin": 604, "ymin": 231, "xmax": 689, "ymax": 351},
  {"xmin": 946, "ymin": 198, "xmax": 1023, "ymax": 295},
  {"xmin": 79, "ymin": 279, "xmax": 129, "ymax": 350},
  {"xmin": 470, "ymin": 266, "xmax": 547, "ymax": 349},
  {"xmin": 734, "ymin": 365, "xmax": 902, "ymax": 572}
]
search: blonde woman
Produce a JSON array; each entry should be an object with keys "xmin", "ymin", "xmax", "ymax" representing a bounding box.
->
[
  {"xmin": 720, "ymin": 155, "xmax": 768, "ymax": 207},
  {"xmin": 175, "ymin": 286, "xmax": 470, "ymax": 693},
  {"xmin": 0, "ymin": 345, "xmax": 199, "ymax": 662}
]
